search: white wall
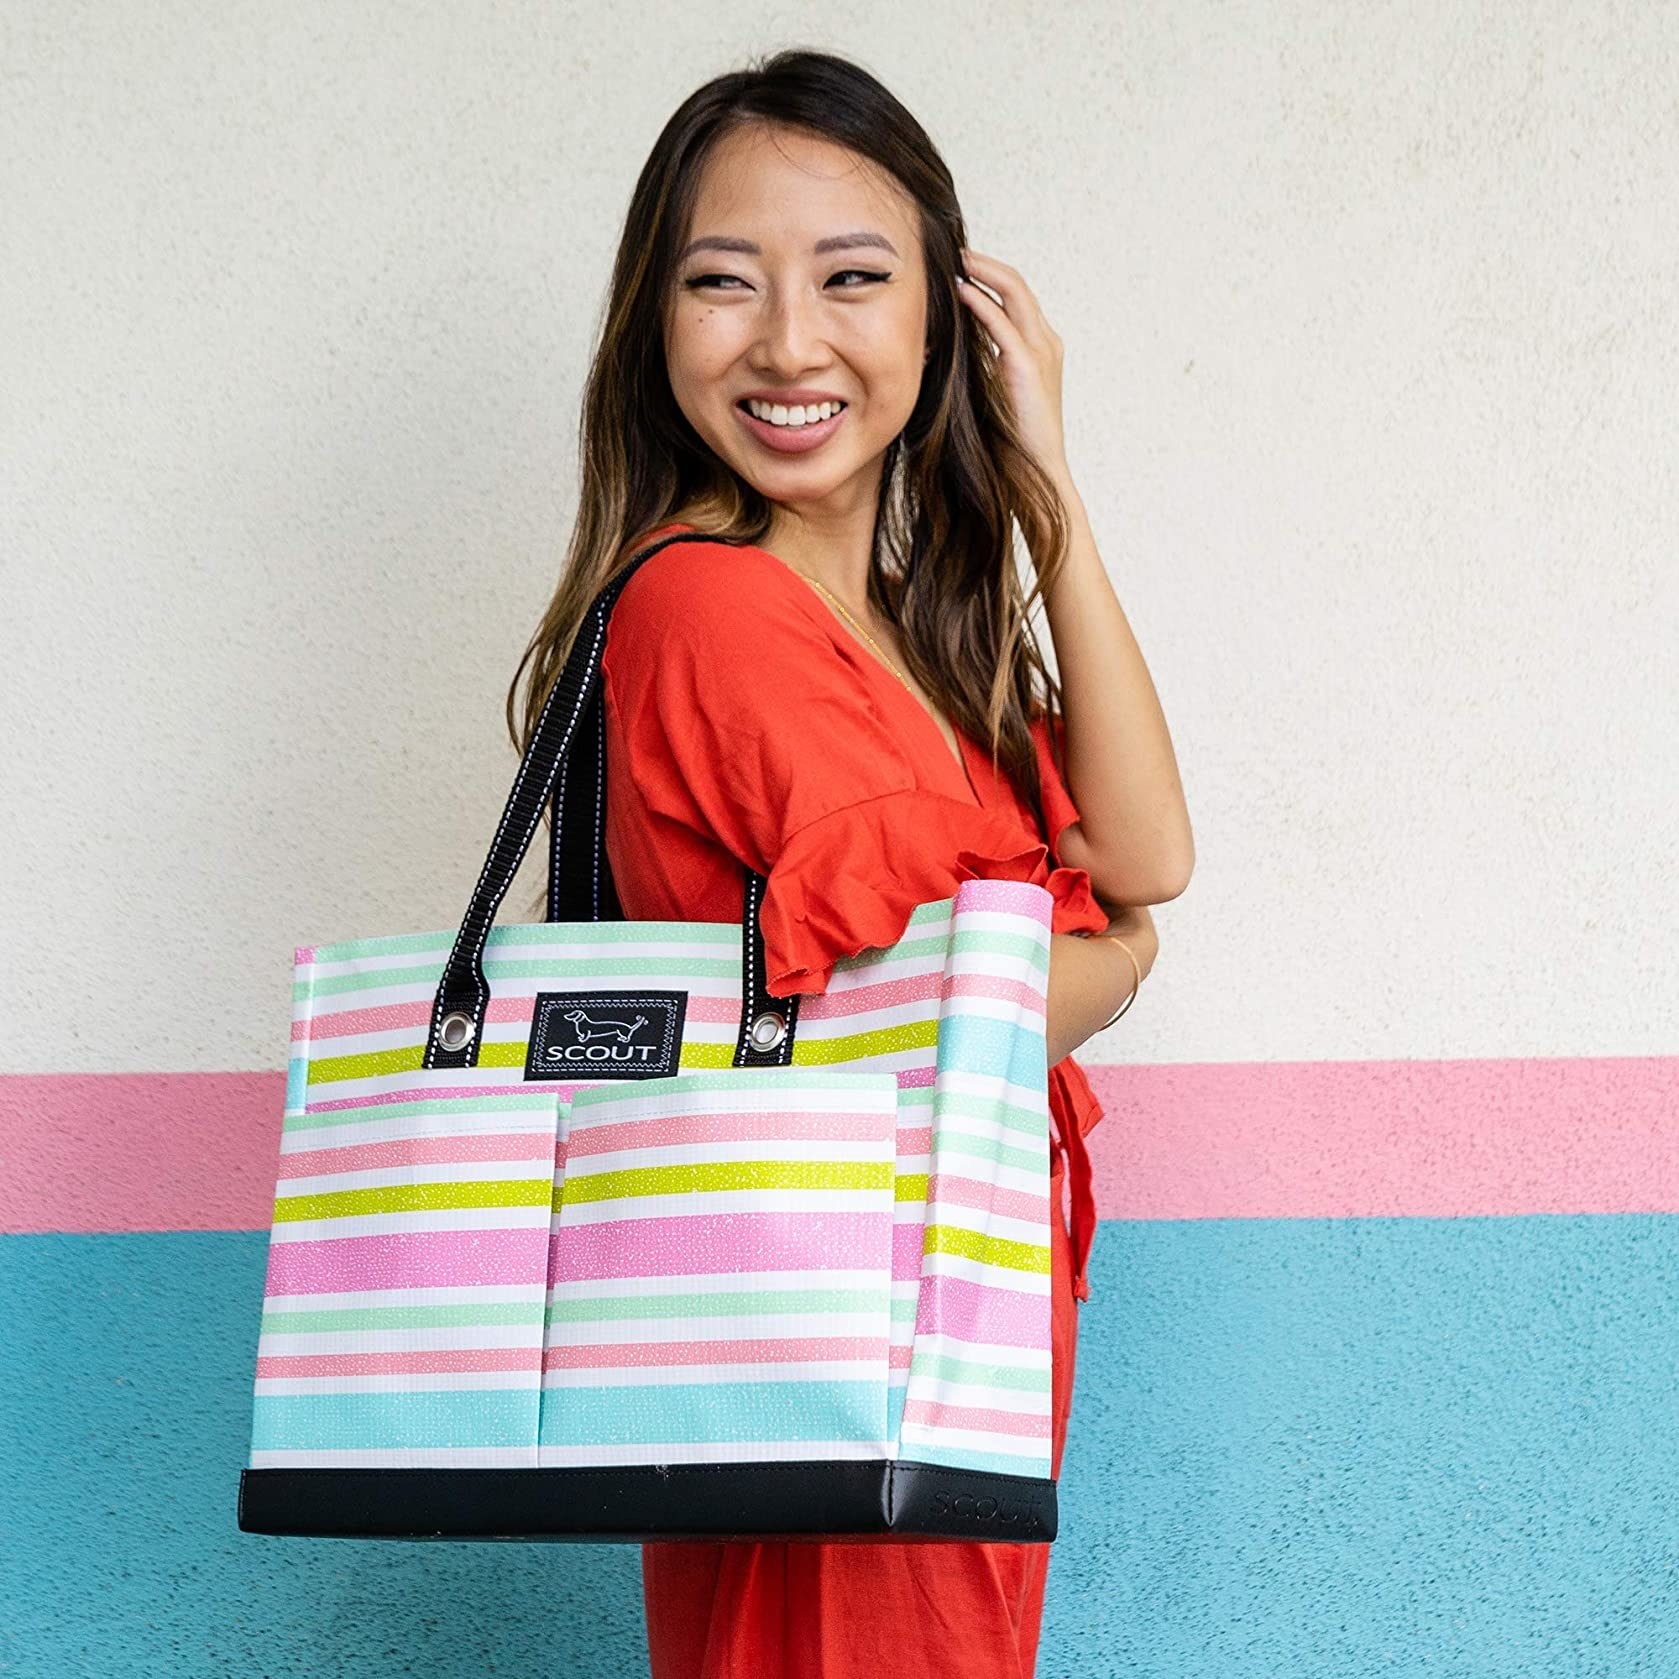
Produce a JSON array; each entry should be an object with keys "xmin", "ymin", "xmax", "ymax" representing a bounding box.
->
[{"xmin": 3, "ymin": 0, "xmax": 1674, "ymax": 1076}]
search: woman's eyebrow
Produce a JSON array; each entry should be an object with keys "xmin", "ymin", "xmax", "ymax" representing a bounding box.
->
[{"xmin": 677, "ymin": 231, "xmax": 901, "ymax": 261}]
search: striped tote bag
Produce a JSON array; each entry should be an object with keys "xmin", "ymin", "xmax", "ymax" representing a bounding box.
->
[{"xmin": 237, "ymin": 531, "xmax": 1059, "ymax": 1544}]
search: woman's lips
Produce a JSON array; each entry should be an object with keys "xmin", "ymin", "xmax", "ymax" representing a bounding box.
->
[{"xmin": 734, "ymin": 401, "xmax": 847, "ymax": 455}]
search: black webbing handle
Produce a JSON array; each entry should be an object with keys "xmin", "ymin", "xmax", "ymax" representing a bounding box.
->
[{"xmin": 423, "ymin": 530, "xmax": 799, "ymax": 1070}]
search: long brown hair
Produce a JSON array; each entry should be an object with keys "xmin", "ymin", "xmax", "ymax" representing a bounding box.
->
[{"xmin": 506, "ymin": 47, "xmax": 1074, "ymax": 919}]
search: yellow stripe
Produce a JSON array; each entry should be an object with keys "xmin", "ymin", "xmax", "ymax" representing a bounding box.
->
[
  {"xmin": 894, "ymin": 1173, "xmax": 929, "ymax": 1203},
  {"xmin": 305, "ymin": 1040, "xmax": 531, "ymax": 1086},
  {"xmin": 789, "ymin": 1019, "xmax": 939, "ymax": 1065},
  {"xmin": 273, "ymin": 1177, "xmax": 553, "ymax": 1223},
  {"xmin": 924, "ymin": 1222, "xmax": 1051, "ymax": 1275},
  {"xmin": 562, "ymin": 1158, "xmax": 893, "ymax": 1205}
]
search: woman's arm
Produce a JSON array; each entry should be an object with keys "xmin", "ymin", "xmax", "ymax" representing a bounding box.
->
[
  {"xmin": 1038, "ymin": 475, "xmax": 1196, "ymax": 908},
  {"xmin": 1045, "ymin": 903, "xmax": 1158, "ymax": 1068}
]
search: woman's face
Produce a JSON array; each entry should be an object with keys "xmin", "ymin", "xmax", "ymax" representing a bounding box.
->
[{"xmin": 665, "ymin": 123, "xmax": 930, "ymax": 517}]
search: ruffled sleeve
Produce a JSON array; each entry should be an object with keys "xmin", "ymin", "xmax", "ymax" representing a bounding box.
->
[
  {"xmin": 1028, "ymin": 707, "xmax": 1080, "ymax": 868},
  {"xmin": 603, "ymin": 537, "xmax": 1083, "ymax": 998},
  {"xmin": 1026, "ymin": 708, "xmax": 1109, "ymax": 941}
]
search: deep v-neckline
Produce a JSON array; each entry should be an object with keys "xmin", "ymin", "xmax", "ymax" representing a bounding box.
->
[
  {"xmin": 650, "ymin": 520, "xmax": 986, "ymax": 806},
  {"xmin": 784, "ymin": 569, "xmax": 984, "ymax": 807}
]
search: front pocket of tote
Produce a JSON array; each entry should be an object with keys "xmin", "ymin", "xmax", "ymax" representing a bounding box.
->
[
  {"xmin": 537, "ymin": 1067, "xmax": 901, "ymax": 1466},
  {"xmin": 249, "ymin": 1083, "xmax": 563, "ymax": 1469}
]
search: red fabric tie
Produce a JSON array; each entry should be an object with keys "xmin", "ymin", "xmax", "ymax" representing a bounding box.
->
[{"xmin": 1050, "ymin": 1096, "xmax": 1096, "ymax": 1303}]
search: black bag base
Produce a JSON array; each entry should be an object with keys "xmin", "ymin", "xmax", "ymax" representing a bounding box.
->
[{"xmin": 238, "ymin": 1459, "xmax": 1057, "ymax": 1544}]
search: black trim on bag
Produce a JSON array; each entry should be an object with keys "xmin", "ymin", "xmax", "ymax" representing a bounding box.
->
[
  {"xmin": 238, "ymin": 1460, "xmax": 1057, "ymax": 1543},
  {"xmin": 423, "ymin": 530, "xmax": 800, "ymax": 1072}
]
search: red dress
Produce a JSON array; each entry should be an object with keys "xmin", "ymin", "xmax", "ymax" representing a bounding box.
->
[{"xmin": 600, "ymin": 522, "xmax": 1110, "ymax": 1679}]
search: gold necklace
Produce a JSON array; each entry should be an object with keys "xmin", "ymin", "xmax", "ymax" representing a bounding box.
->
[{"xmin": 792, "ymin": 569, "xmax": 918, "ymax": 697}]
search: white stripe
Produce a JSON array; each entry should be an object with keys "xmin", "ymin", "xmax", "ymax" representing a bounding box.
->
[
  {"xmin": 546, "ymin": 1267, "xmax": 890, "ymax": 1297},
  {"xmin": 561, "ymin": 1138, "xmax": 893, "ymax": 1176},
  {"xmin": 254, "ymin": 1371, "xmax": 543, "ymax": 1394},
  {"xmin": 267, "ymin": 1206, "xmax": 553, "ymax": 1242},
  {"xmin": 261, "ymin": 1282, "xmax": 541, "ymax": 1310},
  {"xmin": 926, "ymin": 1159, "xmax": 1050, "ymax": 1200},
  {"xmin": 258, "ymin": 1326, "xmax": 546, "ymax": 1355},
  {"xmin": 908, "ymin": 1333, "xmax": 1051, "ymax": 1371},
  {"xmin": 534, "ymin": 1439, "xmax": 893, "ymax": 1467},
  {"xmin": 941, "ymin": 991, "xmax": 1047, "ymax": 1027},
  {"xmin": 249, "ymin": 1446, "xmax": 539, "ymax": 1468},
  {"xmin": 538, "ymin": 1359, "xmax": 887, "ymax": 1387},
  {"xmin": 567, "ymin": 1080, "xmax": 897, "ymax": 1123},
  {"xmin": 916, "ymin": 1252, "xmax": 1053, "ymax": 1293},
  {"xmin": 786, "ymin": 995, "xmax": 940, "ymax": 1039},
  {"xmin": 905, "ymin": 1375, "xmax": 1050, "ymax": 1418},
  {"xmin": 897, "ymin": 1421, "xmax": 1052, "ymax": 1463},
  {"xmin": 551, "ymin": 1188, "xmax": 894, "ymax": 1222},
  {"xmin": 281, "ymin": 1109, "xmax": 559, "ymax": 1152},
  {"xmin": 933, "ymin": 1068, "xmax": 1052, "ymax": 1113},
  {"xmin": 537, "ymin": 1311, "xmax": 889, "ymax": 1347},
  {"xmin": 922, "ymin": 1205, "xmax": 1049, "ymax": 1247},
  {"xmin": 277, "ymin": 1160, "xmax": 557, "ymax": 1197}
]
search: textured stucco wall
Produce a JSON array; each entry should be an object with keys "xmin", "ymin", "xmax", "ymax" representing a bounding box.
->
[{"xmin": 3, "ymin": 3, "xmax": 1676, "ymax": 1675}]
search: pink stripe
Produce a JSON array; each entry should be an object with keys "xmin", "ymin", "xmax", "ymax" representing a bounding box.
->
[
  {"xmin": 303, "ymin": 1083, "xmax": 568, "ymax": 1113},
  {"xmin": 299, "ymin": 990, "xmax": 753, "ymax": 1043},
  {"xmin": 927, "ymin": 1174, "xmax": 1050, "ymax": 1223},
  {"xmin": 941, "ymin": 972, "xmax": 1046, "ymax": 1015},
  {"xmin": 10, "ymin": 1057, "xmax": 1679, "ymax": 1234},
  {"xmin": 898, "ymin": 1125, "xmax": 933, "ymax": 1155},
  {"xmin": 263, "ymin": 1226, "xmax": 551, "ymax": 1296},
  {"xmin": 893, "ymin": 1221, "xmax": 923, "ymax": 1279},
  {"xmin": 901, "ymin": 1396, "xmax": 1051, "ymax": 1439},
  {"xmin": 543, "ymin": 1335, "xmax": 891, "ymax": 1370},
  {"xmin": 800, "ymin": 971, "xmax": 943, "ymax": 1020},
  {"xmin": 550, "ymin": 1212, "xmax": 894, "ymax": 1282},
  {"xmin": 564, "ymin": 1109, "xmax": 892, "ymax": 1158},
  {"xmin": 275, "ymin": 1132, "xmax": 556, "ymax": 1179},
  {"xmin": 256, "ymin": 1346, "xmax": 542, "ymax": 1378},
  {"xmin": 912, "ymin": 1274, "xmax": 1049, "ymax": 1349}
]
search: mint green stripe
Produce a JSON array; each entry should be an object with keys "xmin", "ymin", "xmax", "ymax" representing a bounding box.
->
[
  {"xmin": 282, "ymin": 1092, "xmax": 558, "ymax": 1134},
  {"xmin": 934, "ymin": 1131, "xmax": 1049, "ymax": 1177},
  {"xmin": 261, "ymin": 1303, "xmax": 546, "ymax": 1333},
  {"xmin": 911, "ymin": 1352, "xmax": 1052, "ymax": 1393},
  {"xmin": 934, "ymin": 1089, "xmax": 1052, "ymax": 1137},
  {"xmin": 307, "ymin": 923, "xmax": 737, "ymax": 967},
  {"xmin": 304, "ymin": 954, "xmax": 743, "ymax": 1000},
  {"xmin": 951, "ymin": 926, "xmax": 1051, "ymax": 972}
]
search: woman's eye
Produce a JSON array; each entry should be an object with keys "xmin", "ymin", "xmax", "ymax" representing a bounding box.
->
[{"xmin": 681, "ymin": 269, "xmax": 891, "ymax": 292}]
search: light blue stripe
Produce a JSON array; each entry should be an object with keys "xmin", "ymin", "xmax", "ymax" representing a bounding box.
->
[
  {"xmin": 250, "ymin": 1389, "xmax": 542, "ymax": 1452},
  {"xmin": 284, "ymin": 1053, "xmax": 306, "ymax": 1115},
  {"xmin": 537, "ymin": 1380, "xmax": 889, "ymax": 1447},
  {"xmin": 934, "ymin": 1011, "xmax": 1047, "ymax": 1090}
]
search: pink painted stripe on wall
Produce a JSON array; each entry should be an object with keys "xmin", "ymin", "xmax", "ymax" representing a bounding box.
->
[
  {"xmin": 1081, "ymin": 1057, "xmax": 1679, "ymax": 1220},
  {"xmin": 4, "ymin": 1057, "xmax": 1677, "ymax": 1235}
]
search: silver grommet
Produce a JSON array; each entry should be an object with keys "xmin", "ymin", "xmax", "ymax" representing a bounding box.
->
[
  {"xmin": 438, "ymin": 1010, "xmax": 477, "ymax": 1052},
  {"xmin": 747, "ymin": 1009, "xmax": 787, "ymax": 1052}
]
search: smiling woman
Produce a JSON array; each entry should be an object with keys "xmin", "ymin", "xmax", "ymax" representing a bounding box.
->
[{"xmin": 495, "ymin": 41, "xmax": 1182, "ymax": 1679}]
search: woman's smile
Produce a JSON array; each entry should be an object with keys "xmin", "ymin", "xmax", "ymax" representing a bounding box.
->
[{"xmin": 733, "ymin": 395, "xmax": 851, "ymax": 454}]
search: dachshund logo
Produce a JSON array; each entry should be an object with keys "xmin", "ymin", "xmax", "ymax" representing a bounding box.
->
[{"xmin": 522, "ymin": 989, "xmax": 687, "ymax": 1082}]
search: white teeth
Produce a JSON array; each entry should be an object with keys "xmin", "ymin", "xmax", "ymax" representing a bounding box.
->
[{"xmin": 743, "ymin": 398, "xmax": 845, "ymax": 427}]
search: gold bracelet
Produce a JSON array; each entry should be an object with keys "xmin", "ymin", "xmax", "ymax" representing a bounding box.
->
[{"xmin": 1088, "ymin": 932, "xmax": 1142, "ymax": 1031}]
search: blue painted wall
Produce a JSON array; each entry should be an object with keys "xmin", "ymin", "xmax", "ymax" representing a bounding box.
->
[{"xmin": 3, "ymin": 1219, "xmax": 1674, "ymax": 1677}]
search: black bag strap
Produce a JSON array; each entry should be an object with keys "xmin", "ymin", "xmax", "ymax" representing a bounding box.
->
[{"xmin": 424, "ymin": 529, "xmax": 802, "ymax": 1071}]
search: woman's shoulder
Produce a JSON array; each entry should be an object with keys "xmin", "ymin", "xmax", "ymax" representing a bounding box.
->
[
  {"xmin": 622, "ymin": 522, "xmax": 784, "ymax": 590},
  {"xmin": 609, "ymin": 524, "xmax": 810, "ymax": 656}
]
